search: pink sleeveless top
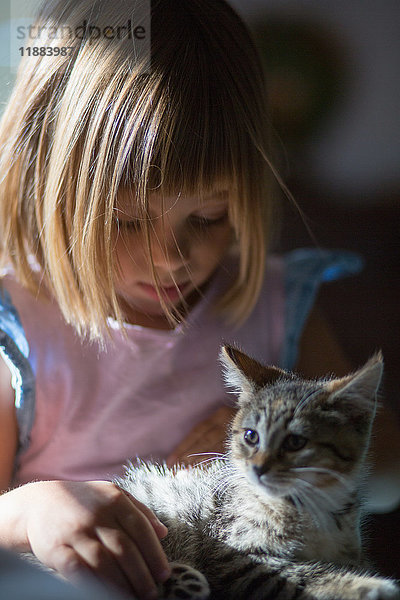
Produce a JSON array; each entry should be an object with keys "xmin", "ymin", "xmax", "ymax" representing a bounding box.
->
[
  {"xmin": 0, "ymin": 249, "xmax": 361, "ymax": 485},
  {"xmin": 3, "ymin": 256, "xmax": 284, "ymax": 485}
]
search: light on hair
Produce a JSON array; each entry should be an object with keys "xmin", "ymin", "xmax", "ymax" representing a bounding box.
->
[{"xmin": 0, "ymin": 0, "xmax": 279, "ymax": 341}]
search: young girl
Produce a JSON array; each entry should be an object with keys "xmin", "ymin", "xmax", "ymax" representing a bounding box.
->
[{"xmin": 0, "ymin": 1, "xmax": 398, "ymax": 599}]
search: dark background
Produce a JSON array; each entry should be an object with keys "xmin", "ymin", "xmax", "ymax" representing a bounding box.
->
[
  {"xmin": 278, "ymin": 186, "xmax": 400, "ymax": 578},
  {"xmin": 229, "ymin": 0, "xmax": 400, "ymax": 578}
]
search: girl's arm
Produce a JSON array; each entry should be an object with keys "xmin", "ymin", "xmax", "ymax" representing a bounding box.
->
[
  {"xmin": 0, "ymin": 480, "xmax": 171, "ymax": 599},
  {"xmin": 166, "ymin": 405, "xmax": 235, "ymax": 467},
  {"xmin": 0, "ymin": 362, "xmax": 170, "ymax": 600}
]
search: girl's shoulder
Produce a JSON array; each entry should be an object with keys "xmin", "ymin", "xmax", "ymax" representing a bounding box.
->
[
  {"xmin": 0, "ymin": 272, "xmax": 37, "ymax": 456},
  {"xmin": 0, "ymin": 270, "xmax": 64, "ymax": 359},
  {"xmin": 282, "ymin": 247, "xmax": 363, "ymax": 293},
  {"xmin": 279, "ymin": 248, "xmax": 363, "ymax": 370},
  {"xmin": 224, "ymin": 248, "xmax": 363, "ymax": 371},
  {"xmin": 0, "ymin": 275, "xmax": 31, "ymax": 362}
]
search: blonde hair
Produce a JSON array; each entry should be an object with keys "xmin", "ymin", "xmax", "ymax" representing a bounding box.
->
[{"xmin": 0, "ymin": 0, "xmax": 277, "ymax": 341}]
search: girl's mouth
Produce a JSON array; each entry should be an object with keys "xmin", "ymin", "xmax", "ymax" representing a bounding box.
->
[{"xmin": 138, "ymin": 281, "xmax": 190, "ymax": 302}]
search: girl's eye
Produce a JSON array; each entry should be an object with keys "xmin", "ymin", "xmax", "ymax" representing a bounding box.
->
[
  {"xmin": 282, "ymin": 434, "xmax": 307, "ymax": 452},
  {"xmin": 189, "ymin": 212, "xmax": 228, "ymax": 228},
  {"xmin": 115, "ymin": 218, "xmax": 141, "ymax": 233},
  {"xmin": 244, "ymin": 429, "xmax": 259, "ymax": 446}
]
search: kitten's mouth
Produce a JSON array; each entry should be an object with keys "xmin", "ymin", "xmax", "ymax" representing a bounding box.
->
[
  {"xmin": 259, "ymin": 479, "xmax": 290, "ymax": 498},
  {"xmin": 248, "ymin": 469, "xmax": 291, "ymax": 498}
]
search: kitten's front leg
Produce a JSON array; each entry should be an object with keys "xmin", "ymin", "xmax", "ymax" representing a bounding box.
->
[{"xmin": 158, "ymin": 562, "xmax": 210, "ymax": 600}]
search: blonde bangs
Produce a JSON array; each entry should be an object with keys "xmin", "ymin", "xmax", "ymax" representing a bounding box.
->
[
  {"xmin": 0, "ymin": 0, "xmax": 276, "ymax": 340},
  {"xmin": 117, "ymin": 1, "xmax": 274, "ymax": 326}
]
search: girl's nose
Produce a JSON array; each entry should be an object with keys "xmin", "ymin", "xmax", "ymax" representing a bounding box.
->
[{"xmin": 150, "ymin": 227, "xmax": 190, "ymax": 270}]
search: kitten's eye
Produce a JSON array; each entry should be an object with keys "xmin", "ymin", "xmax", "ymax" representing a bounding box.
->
[
  {"xmin": 244, "ymin": 429, "xmax": 259, "ymax": 446},
  {"xmin": 282, "ymin": 434, "xmax": 307, "ymax": 452}
]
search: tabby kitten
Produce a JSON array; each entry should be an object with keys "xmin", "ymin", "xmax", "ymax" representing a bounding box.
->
[{"xmin": 118, "ymin": 345, "xmax": 399, "ymax": 600}]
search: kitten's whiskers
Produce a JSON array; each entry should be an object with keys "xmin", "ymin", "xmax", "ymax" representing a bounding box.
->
[
  {"xmin": 188, "ymin": 452, "xmax": 226, "ymax": 458},
  {"xmin": 187, "ymin": 452, "xmax": 228, "ymax": 468},
  {"xmin": 288, "ymin": 491, "xmax": 305, "ymax": 515},
  {"xmin": 290, "ymin": 467, "xmax": 354, "ymax": 494},
  {"xmin": 195, "ymin": 456, "xmax": 229, "ymax": 468},
  {"xmin": 293, "ymin": 478, "xmax": 337, "ymax": 530},
  {"xmin": 211, "ymin": 464, "xmax": 242, "ymax": 497}
]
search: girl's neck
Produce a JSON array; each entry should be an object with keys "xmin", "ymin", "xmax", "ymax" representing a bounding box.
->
[
  {"xmin": 120, "ymin": 305, "xmax": 176, "ymax": 330},
  {"xmin": 118, "ymin": 287, "xmax": 205, "ymax": 330}
]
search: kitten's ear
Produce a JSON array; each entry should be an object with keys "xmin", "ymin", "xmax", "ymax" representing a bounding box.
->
[
  {"xmin": 326, "ymin": 352, "xmax": 383, "ymax": 417},
  {"xmin": 219, "ymin": 344, "xmax": 288, "ymax": 397}
]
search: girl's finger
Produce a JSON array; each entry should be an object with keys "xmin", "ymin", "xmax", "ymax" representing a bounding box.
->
[
  {"xmin": 122, "ymin": 491, "xmax": 168, "ymax": 538},
  {"xmin": 72, "ymin": 536, "xmax": 132, "ymax": 593},
  {"xmin": 51, "ymin": 544, "xmax": 90, "ymax": 581},
  {"xmin": 116, "ymin": 504, "xmax": 171, "ymax": 585},
  {"xmin": 97, "ymin": 527, "xmax": 161, "ymax": 600}
]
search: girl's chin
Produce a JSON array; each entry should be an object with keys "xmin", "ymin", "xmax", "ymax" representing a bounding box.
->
[
  {"xmin": 116, "ymin": 290, "xmax": 186, "ymax": 324},
  {"xmin": 116, "ymin": 277, "xmax": 210, "ymax": 323}
]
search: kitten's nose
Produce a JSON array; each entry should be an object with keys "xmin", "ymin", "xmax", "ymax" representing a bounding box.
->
[{"xmin": 253, "ymin": 463, "xmax": 271, "ymax": 478}]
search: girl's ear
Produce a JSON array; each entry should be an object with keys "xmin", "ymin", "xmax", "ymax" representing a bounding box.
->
[
  {"xmin": 326, "ymin": 352, "xmax": 383, "ymax": 418},
  {"xmin": 219, "ymin": 344, "xmax": 288, "ymax": 396}
]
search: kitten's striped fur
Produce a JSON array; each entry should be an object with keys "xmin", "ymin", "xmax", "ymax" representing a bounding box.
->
[{"xmin": 119, "ymin": 345, "xmax": 399, "ymax": 600}]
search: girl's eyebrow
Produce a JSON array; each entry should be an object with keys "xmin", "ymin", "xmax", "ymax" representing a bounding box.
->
[
  {"xmin": 198, "ymin": 190, "xmax": 231, "ymax": 208},
  {"xmin": 204, "ymin": 189, "xmax": 230, "ymax": 200},
  {"xmin": 114, "ymin": 189, "xmax": 231, "ymax": 219}
]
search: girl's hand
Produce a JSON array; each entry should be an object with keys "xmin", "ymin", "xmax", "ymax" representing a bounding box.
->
[
  {"xmin": 0, "ymin": 480, "xmax": 171, "ymax": 600},
  {"xmin": 167, "ymin": 405, "xmax": 236, "ymax": 467}
]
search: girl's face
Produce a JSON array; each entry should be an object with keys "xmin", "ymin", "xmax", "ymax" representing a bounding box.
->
[{"xmin": 113, "ymin": 188, "xmax": 233, "ymax": 327}]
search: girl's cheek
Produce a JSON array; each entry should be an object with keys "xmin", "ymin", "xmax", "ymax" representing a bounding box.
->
[
  {"xmin": 195, "ymin": 226, "xmax": 234, "ymax": 266},
  {"xmin": 113, "ymin": 237, "xmax": 144, "ymax": 275},
  {"xmin": 208, "ymin": 224, "xmax": 235, "ymax": 255}
]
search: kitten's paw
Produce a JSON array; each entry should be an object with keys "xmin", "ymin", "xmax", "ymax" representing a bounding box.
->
[
  {"xmin": 361, "ymin": 580, "xmax": 400, "ymax": 600},
  {"xmin": 158, "ymin": 562, "xmax": 210, "ymax": 600}
]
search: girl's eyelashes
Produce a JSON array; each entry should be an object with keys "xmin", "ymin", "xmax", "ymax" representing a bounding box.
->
[
  {"xmin": 114, "ymin": 211, "xmax": 229, "ymax": 233},
  {"xmin": 115, "ymin": 217, "xmax": 142, "ymax": 233},
  {"xmin": 189, "ymin": 212, "xmax": 229, "ymax": 229}
]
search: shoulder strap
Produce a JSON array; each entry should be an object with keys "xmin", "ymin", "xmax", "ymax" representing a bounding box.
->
[
  {"xmin": 0, "ymin": 284, "xmax": 35, "ymax": 456},
  {"xmin": 280, "ymin": 248, "xmax": 364, "ymax": 370}
]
